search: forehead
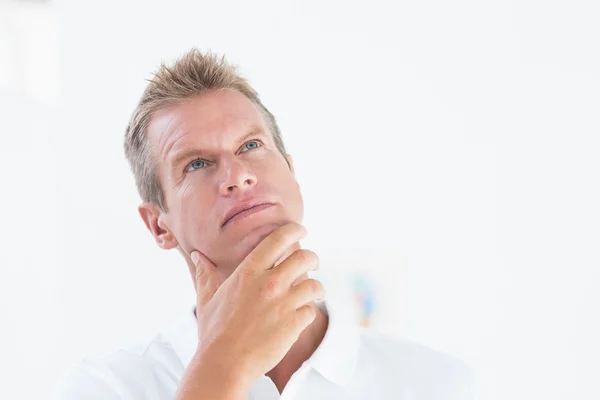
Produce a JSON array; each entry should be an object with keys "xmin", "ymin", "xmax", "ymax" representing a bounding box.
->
[{"xmin": 147, "ymin": 89, "xmax": 269, "ymax": 156}]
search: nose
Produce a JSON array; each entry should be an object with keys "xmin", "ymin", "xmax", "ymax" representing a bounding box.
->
[{"xmin": 218, "ymin": 157, "xmax": 257, "ymax": 196}]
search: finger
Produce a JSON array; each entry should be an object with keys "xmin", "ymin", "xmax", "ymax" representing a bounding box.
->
[
  {"xmin": 274, "ymin": 249, "xmax": 319, "ymax": 286},
  {"xmin": 289, "ymin": 304, "xmax": 317, "ymax": 335},
  {"xmin": 191, "ymin": 250, "xmax": 220, "ymax": 309},
  {"xmin": 287, "ymin": 278, "xmax": 325, "ymax": 309},
  {"xmin": 239, "ymin": 222, "xmax": 307, "ymax": 274}
]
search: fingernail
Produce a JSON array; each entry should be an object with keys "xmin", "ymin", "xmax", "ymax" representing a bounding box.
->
[{"xmin": 191, "ymin": 251, "xmax": 200, "ymax": 265}]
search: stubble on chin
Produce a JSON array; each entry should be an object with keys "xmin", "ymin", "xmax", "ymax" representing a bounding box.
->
[{"xmin": 224, "ymin": 221, "xmax": 301, "ymax": 272}]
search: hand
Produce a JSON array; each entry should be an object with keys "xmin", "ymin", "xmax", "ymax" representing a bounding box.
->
[{"xmin": 190, "ymin": 222, "xmax": 325, "ymax": 387}]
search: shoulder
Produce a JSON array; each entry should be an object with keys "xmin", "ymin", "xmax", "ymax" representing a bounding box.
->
[
  {"xmin": 355, "ymin": 328, "xmax": 477, "ymax": 399},
  {"xmin": 358, "ymin": 328, "xmax": 472, "ymax": 374},
  {"xmin": 53, "ymin": 337, "xmax": 184, "ymax": 400}
]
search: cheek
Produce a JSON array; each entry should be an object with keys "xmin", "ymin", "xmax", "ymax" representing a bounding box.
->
[
  {"xmin": 175, "ymin": 181, "xmax": 215, "ymax": 234},
  {"xmin": 267, "ymin": 163, "xmax": 303, "ymax": 211}
]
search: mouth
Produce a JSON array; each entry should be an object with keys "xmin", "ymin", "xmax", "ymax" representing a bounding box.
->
[{"xmin": 222, "ymin": 203, "xmax": 275, "ymax": 227}]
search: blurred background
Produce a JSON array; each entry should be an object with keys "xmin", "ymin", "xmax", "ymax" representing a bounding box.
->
[{"xmin": 1, "ymin": 0, "xmax": 599, "ymax": 399}]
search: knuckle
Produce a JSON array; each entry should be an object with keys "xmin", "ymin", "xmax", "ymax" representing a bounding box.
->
[
  {"xmin": 294, "ymin": 249, "xmax": 318, "ymax": 265},
  {"xmin": 239, "ymin": 267, "xmax": 258, "ymax": 280},
  {"xmin": 260, "ymin": 276, "xmax": 279, "ymax": 298},
  {"xmin": 243, "ymin": 251, "xmax": 263, "ymax": 268},
  {"xmin": 269, "ymin": 230, "xmax": 286, "ymax": 246}
]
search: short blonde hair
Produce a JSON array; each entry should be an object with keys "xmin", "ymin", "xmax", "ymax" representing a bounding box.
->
[{"xmin": 124, "ymin": 48, "xmax": 288, "ymax": 211}]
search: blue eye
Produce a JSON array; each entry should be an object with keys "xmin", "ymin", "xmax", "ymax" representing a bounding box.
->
[
  {"xmin": 185, "ymin": 141, "xmax": 260, "ymax": 174},
  {"xmin": 241, "ymin": 140, "xmax": 261, "ymax": 152},
  {"xmin": 187, "ymin": 159, "xmax": 206, "ymax": 172}
]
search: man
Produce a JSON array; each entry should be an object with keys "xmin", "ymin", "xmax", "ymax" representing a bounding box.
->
[{"xmin": 55, "ymin": 49, "xmax": 476, "ymax": 399}]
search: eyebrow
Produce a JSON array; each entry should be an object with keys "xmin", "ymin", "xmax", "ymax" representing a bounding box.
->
[{"xmin": 170, "ymin": 127, "xmax": 266, "ymax": 171}]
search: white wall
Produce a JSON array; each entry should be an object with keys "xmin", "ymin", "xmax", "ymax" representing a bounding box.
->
[{"xmin": 1, "ymin": 0, "xmax": 599, "ymax": 399}]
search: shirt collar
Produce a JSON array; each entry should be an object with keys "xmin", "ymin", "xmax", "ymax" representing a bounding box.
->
[
  {"xmin": 168, "ymin": 305, "xmax": 198, "ymax": 370},
  {"xmin": 169, "ymin": 300, "xmax": 361, "ymax": 388},
  {"xmin": 306, "ymin": 300, "xmax": 361, "ymax": 388}
]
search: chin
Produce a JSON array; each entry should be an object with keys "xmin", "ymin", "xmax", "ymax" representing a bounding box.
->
[
  {"xmin": 228, "ymin": 218, "xmax": 294, "ymax": 259},
  {"xmin": 237, "ymin": 222, "xmax": 281, "ymax": 249}
]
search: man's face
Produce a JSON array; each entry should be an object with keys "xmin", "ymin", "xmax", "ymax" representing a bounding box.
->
[{"xmin": 141, "ymin": 89, "xmax": 304, "ymax": 278}]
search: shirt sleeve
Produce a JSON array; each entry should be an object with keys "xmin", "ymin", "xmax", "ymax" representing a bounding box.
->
[
  {"xmin": 442, "ymin": 360, "xmax": 480, "ymax": 400},
  {"xmin": 53, "ymin": 363, "xmax": 122, "ymax": 400},
  {"xmin": 467, "ymin": 367, "xmax": 482, "ymax": 400}
]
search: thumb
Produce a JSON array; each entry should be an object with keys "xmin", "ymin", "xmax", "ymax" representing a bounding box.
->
[{"xmin": 191, "ymin": 250, "xmax": 220, "ymax": 310}]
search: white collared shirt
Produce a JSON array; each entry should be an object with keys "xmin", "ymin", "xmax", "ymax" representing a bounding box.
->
[{"xmin": 54, "ymin": 301, "xmax": 476, "ymax": 399}]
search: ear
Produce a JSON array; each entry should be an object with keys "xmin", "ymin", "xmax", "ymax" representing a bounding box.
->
[
  {"xmin": 285, "ymin": 154, "xmax": 295, "ymax": 175},
  {"xmin": 138, "ymin": 202, "xmax": 179, "ymax": 250}
]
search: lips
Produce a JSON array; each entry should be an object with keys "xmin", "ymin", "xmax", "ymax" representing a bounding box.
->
[{"xmin": 222, "ymin": 200, "xmax": 275, "ymax": 227}]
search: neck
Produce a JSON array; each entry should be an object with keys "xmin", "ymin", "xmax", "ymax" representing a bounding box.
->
[{"xmin": 266, "ymin": 303, "xmax": 329, "ymax": 394}]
